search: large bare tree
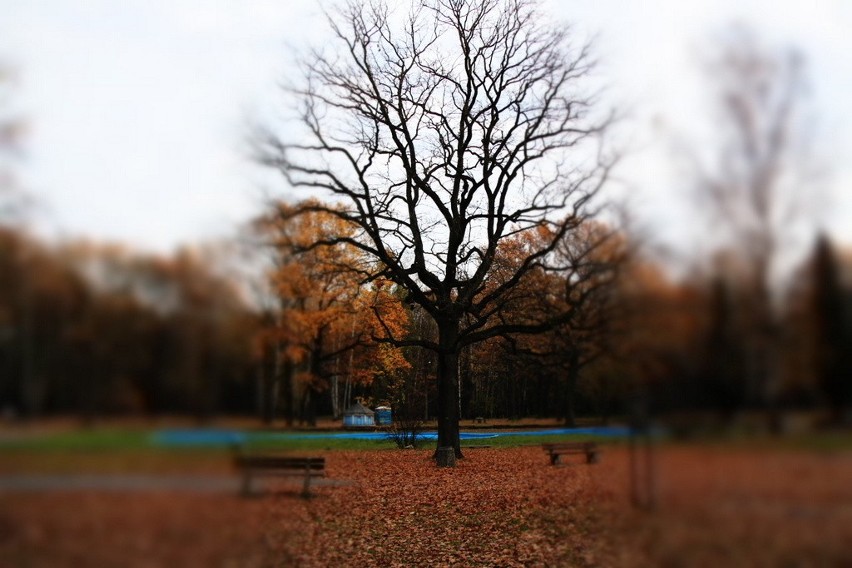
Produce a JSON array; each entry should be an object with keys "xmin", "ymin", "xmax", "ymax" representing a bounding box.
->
[{"xmin": 257, "ymin": 0, "xmax": 613, "ymax": 458}]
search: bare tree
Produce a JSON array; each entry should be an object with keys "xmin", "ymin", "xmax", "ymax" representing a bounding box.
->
[
  {"xmin": 691, "ymin": 26, "xmax": 817, "ymax": 421},
  {"xmin": 0, "ymin": 63, "xmax": 26, "ymax": 222},
  {"xmin": 257, "ymin": 0, "xmax": 614, "ymax": 458}
]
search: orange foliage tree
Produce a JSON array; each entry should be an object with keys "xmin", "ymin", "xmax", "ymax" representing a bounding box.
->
[
  {"xmin": 467, "ymin": 222, "xmax": 628, "ymax": 425},
  {"xmin": 258, "ymin": 201, "xmax": 409, "ymax": 426}
]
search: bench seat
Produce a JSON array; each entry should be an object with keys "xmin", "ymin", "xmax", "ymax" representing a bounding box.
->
[{"xmin": 542, "ymin": 442, "xmax": 599, "ymax": 465}]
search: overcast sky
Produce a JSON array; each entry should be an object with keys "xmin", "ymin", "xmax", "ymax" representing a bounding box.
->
[{"xmin": 3, "ymin": 0, "xmax": 851, "ymax": 262}]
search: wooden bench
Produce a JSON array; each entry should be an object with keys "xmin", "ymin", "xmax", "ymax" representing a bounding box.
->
[
  {"xmin": 233, "ymin": 453, "xmax": 326, "ymax": 498},
  {"xmin": 542, "ymin": 442, "xmax": 599, "ymax": 465}
]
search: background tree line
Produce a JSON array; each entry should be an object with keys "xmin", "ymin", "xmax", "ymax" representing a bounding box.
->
[
  {"xmin": 0, "ymin": 230, "xmax": 258, "ymax": 421},
  {"xmin": 2, "ymin": 210, "xmax": 848, "ymax": 429}
]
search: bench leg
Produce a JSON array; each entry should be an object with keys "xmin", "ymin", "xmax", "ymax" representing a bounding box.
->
[
  {"xmin": 241, "ymin": 470, "xmax": 253, "ymax": 497},
  {"xmin": 550, "ymin": 453, "xmax": 560, "ymax": 466},
  {"xmin": 587, "ymin": 451, "xmax": 599, "ymax": 464},
  {"xmin": 301, "ymin": 468, "xmax": 312, "ymax": 499}
]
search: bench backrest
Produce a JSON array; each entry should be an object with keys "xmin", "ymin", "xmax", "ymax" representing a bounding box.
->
[
  {"xmin": 234, "ymin": 455, "xmax": 326, "ymax": 471},
  {"xmin": 542, "ymin": 442, "xmax": 596, "ymax": 451}
]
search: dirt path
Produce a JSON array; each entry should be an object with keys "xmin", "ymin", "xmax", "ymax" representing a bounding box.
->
[{"xmin": 0, "ymin": 474, "xmax": 354, "ymax": 493}]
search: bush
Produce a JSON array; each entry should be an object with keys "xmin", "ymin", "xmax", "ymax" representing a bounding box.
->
[{"xmin": 387, "ymin": 416, "xmax": 424, "ymax": 449}]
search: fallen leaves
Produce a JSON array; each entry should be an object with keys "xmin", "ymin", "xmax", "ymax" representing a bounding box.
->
[
  {"xmin": 269, "ymin": 447, "xmax": 607, "ymax": 567},
  {"xmin": 1, "ymin": 445, "xmax": 851, "ymax": 566}
]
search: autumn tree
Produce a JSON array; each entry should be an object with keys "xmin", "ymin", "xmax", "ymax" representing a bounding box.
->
[
  {"xmin": 258, "ymin": 202, "xmax": 409, "ymax": 426},
  {"xmin": 257, "ymin": 0, "xmax": 613, "ymax": 458},
  {"xmin": 466, "ymin": 220, "xmax": 624, "ymax": 425},
  {"xmin": 606, "ymin": 258, "xmax": 709, "ymax": 417},
  {"xmin": 544, "ymin": 222, "xmax": 626, "ymax": 425},
  {"xmin": 699, "ymin": 276, "xmax": 748, "ymax": 418},
  {"xmin": 810, "ymin": 234, "xmax": 852, "ymax": 424},
  {"xmin": 0, "ymin": 230, "xmax": 91, "ymax": 418}
]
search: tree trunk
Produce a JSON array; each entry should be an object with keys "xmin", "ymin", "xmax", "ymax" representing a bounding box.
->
[
  {"xmin": 281, "ymin": 358, "xmax": 294, "ymax": 427},
  {"xmin": 459, "ymin": 344, "xmax": 473, "ymax": 420},
  {"xmin": 435, "ymin": 316, "xmax": 462, "ymax": 459},
  {"xmin": 564, "ymin": 349, "xmax": 579, "ymax": 427},
  {"xmin": 331, "ymin": 373, "xmax": 339, "ymax": 420},
  {"xmin": 303, "ymin": 346, "xmax": 323, "ymax": 428},
  {"xmin": 258, "ymin": 365, "xmax": 276, "ymax": 426},
  {"xmin": 435, "ymin": 446, "xmax": 457, "ymax": 467}
]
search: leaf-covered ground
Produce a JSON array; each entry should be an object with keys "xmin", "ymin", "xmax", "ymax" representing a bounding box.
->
[
  {"xmin": 287, "ymin": 447, "xmax": 612, "ymax": 567},
  {"xmin": 1, "ymin": 445, "xmax": 851, "ymax": 566}
]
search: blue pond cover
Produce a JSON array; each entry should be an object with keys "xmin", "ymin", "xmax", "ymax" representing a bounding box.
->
[
  {"xmin": 150, "ymin": 429, "xmax": 247, "ymax": 447},
  {"xmin": 150, "ymin": 426, "xmax": 630, "ymax": 447}
]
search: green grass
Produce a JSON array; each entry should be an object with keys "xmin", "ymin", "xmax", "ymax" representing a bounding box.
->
[
  {"xmin": 0, "ymin": 430, "xmax": 397, "ymax": 452},
  {"xmin": 0, "ymin": 429, "xmax": 396, "ymax": 474},
  {"xmin": 0, "ymin": 429, "xmax": 152, "ymax": 451},
  {"xmin": 460, "ymin": 432, "xmax": 621, "ymax": 449},
  {"xmin": 4, "ymin": 424, "xmax": 847, "ymax": 455}
]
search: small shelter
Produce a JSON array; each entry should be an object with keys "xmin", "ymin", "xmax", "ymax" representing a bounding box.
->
[
  {"xmin": 343, "ymin": 402, "xmax": 375, "ymax": 428},
  {"xmin": 374, "ymin": 406, "xmax": 393, "ymax": 426}
]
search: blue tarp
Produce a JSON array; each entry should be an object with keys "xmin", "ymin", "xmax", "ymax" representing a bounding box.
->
[
  {"xmin": 150, "ymin": 430, "xmax": 247, "ymax": 446},
  {"xmin": 150, "ymin": 426, "xmax": 631, "ymax": 447}
]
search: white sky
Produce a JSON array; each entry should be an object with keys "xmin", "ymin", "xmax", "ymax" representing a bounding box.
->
[{"xmin": 2, "ymin": 0, "xmax": 851, "ymax": 262}]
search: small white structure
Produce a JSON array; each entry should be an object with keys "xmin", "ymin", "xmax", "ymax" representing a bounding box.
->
[{"xmin": 343, "ymin": 402, "xmax": 375, "ymax": 428}]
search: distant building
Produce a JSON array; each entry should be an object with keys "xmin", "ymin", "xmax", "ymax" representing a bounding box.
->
[
  {"xmin": 342, "ymin": 402, "xmax": 375, "ymax": 428},
  {"xmin": 374, "ymin": 406, "xmax": 393, "ymax": 425}
]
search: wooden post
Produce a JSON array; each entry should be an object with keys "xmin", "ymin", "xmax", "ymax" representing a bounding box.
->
[{"xmin": 629, "ymin": 396, "xmax": 656, "ymax": 511}]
